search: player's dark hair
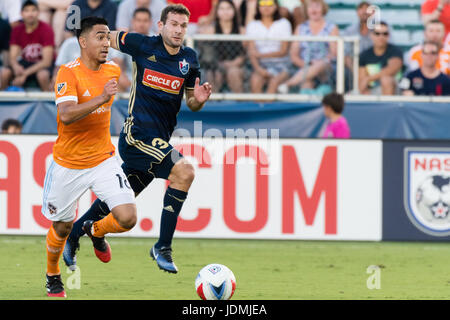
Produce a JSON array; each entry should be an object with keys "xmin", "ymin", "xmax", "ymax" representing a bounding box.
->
[
  {"xmin": 76, "ymin": 16, "xmax": 109, "ymax": 39},
  {"xmin": 322, "ymin": 92, "xmax": 345, "ymax": 114},
  {"xmin": 1, "ymin": 119, "xmax": 22, "ymax": 131},
  {"xmin": 160, "ymin": 4, "xmax": 191, "ymax": 24},
  {"xmin": 254, "ymin": 0, "xmax": 281, "ymax": 21},
  {"xmin": 21, "ymin": 0, "xmax": 38, "ymax": 11},
  {"xmin": 133, "ymin": 7, "xmax": 152, "ymax": 19}
]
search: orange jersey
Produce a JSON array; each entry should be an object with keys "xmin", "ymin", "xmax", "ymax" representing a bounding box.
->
[
  {"xmin": 53, "ymin": 58, "xmax": 120, "ymax": 169},
  {"xmin": 406, "ymin": 44, "xmax": 450, "ymax": 75}
]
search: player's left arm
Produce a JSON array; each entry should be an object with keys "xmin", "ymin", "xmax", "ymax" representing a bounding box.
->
[{"xmin": 185, "ymin": 78, "xmax": 212, "ymax": 112}]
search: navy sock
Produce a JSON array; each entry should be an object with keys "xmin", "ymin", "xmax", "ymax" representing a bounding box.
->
[
  {"xmin": 155, "ymin": 187, "xmax": 188, "ymax": 249},
  {"xmin": 68, "ymin": 199, "xmax": 110, "ymax": 241}
]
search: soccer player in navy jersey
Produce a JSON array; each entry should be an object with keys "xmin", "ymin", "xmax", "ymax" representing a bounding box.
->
[{"xmin": 63, "ymin": 4, "xmax": 212, "ymax": 274}]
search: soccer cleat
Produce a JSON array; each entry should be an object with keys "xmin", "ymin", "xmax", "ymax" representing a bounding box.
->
[
  {"xmin": 82, "ymin": 220, "xmax": 111, "ymax": 263},
  {"xmin": 63, "ymin": 237, "xmax": 80, "ymax": 271},
  {"xmin": 150, "ymin": 245, "xmax": 178, "ymax": 274},
  {"xmin": 46, "ymin": 274, "xmax": 66, "ymax": 298}
]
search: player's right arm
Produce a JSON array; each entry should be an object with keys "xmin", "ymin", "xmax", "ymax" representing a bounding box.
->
[
  {"xmin": 58, "ymin": 80, "xmax": 118, "ymax": 125},
  {"xmin": 55, "ymin": 66, "xmax": 118, "ymax": 125}
]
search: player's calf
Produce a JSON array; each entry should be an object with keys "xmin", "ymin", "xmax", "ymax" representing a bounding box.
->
[
  {"xmin": 46, "ymin": 221, "xmax": 72, "ymax": 298},
  {"xmin": 84, "ymin": 204, "xmax": 136, "ymax": 263},
  {"xmin": 151, "ymin": 159, "xmax": 194, "ymax": 273},
  {"xmin": 111, "ymin": 203, "xmax": 137, "ymax": 230}
]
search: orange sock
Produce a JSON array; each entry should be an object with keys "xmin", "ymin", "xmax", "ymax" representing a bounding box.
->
[
  {"xmin": 92, "ymin": 213, "xmax": 130, "ymax": 238},
  {"xmin": 46, "ymin": 225, "xmax": 68, "ymax": 275}
]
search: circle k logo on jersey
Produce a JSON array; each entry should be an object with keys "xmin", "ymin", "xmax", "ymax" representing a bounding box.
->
[{"xmin": 142, "ymin": 69, "xmax": 185, "ymax": 94}]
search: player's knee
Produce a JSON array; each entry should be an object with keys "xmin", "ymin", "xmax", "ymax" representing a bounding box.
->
[
  {"xmin": 53, "ymin": 221, "xmax": 73, "ymax": 238},
  {"xmin": 172, "ymin": 162, "xmax": 195, "ymax": 186},
  {"xmin": 114, "ymin": 204, "xmax": 137, "ymax": 229}
]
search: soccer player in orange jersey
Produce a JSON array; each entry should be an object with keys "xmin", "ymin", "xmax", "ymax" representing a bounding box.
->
[
  {"xmin": 42, "ymin": 17, "xmax": 137, "ymax": 298},
  {"xmin": 64, "ymin": 5, "xmax": 212, "ymax": 275}
]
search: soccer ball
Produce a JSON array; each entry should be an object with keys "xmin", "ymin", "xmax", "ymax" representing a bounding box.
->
[
  {"xmin": 416, "ymin": 175, "xmax": 450, "ymax": 223},
  {"xmin": 195, "ymin": 264, "xmax": 236, "ymax": 300}
]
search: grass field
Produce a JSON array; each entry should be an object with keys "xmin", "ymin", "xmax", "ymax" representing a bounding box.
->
[{"xmin": 0, "ymin": 235, "xmax": 449, "ymax": 300}]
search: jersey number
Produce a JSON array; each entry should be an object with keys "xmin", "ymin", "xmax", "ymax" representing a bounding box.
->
[
  {"xmin": 116, "ymin": 174, "xmax": 131, "ymax": 189},
  {"xmin": 152, "ymin": 138, "xmax": 169, "ymax": 149}
]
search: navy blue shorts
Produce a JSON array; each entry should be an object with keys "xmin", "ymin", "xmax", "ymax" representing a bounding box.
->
[{"xmin": 118, "ymin": 132, "xmax": 183, "ymax": 194}]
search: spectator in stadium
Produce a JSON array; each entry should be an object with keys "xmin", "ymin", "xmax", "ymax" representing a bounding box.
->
[
  {"xmin": 238, "ymin": 0, "xmax": 302, "ymax": 28},
  {"xmin": 341, "ymin": 1, "xmax": 373, "ymax": 93},
  {"xmin": 278, "ymin": 0, "xmax": 305, "ymax": 29},
  {"xmin": 246, "ymin": 0, "xmax": 292, "ymax": 94},
  {"xmin": 168, "ymin": 0, "xmax": 217, "ymax": 34},
  {"xmin": 1, "ymin": 118, "xmax": 22, "ymax": 134},
  {"xmin": 232, "ymin": 0, "xmax": 258, "ymax": 27},
  {"xmin": 401, "ymin": 41, "xmax": 450, "ymax": 96},
  {"xmin": 64, "ymin": 0, "xmax": 117, "ymax": 39},
  {"xmin": 111, "ymin": 7, "xmax": 154, "ymax": 92},
  {"xmin": 37, "ymin": 0, "xmax": 73, "ymax": 48},
  {"xmin": 0, "ymin": 0, "xmax": 22, "ymax": 69},
  {"xmin": 0, "ymin": 0, "xmax": 22, "ymax": 28},
  {"xmin": 321, "ymin": 92, "xmax": 350, "ymax": 139},
  {"xmin": 358, "ymin": 22, "xmax": 403, "ymax": 95},
  {"xmin": 422, "ymin": 0, "xmax": 450, "ymax": 36},
  {"xmin": 405, "ymin": 20, "xmax": 449, "ymax": 76},
  {"xmin": 343, "ymin": 1, "xmax": 372, "ymax": 55},
  {"xmin": 116, "ymin": 0, "xmax": 166, "ymax": 36},
  {"xmin": 277, "ymin": 0, "xmax": 338, "ymax": 95},
  {"xmin": 200, "ymin": 0, "xmax": 245, "ymax": 93},
  {"xmin": 0, "ymin": 1, "xmax": 55, "ymax": 91},
  {"xmin": 0, "ymin": 18, "xmax": 11, "ymax": 68}
]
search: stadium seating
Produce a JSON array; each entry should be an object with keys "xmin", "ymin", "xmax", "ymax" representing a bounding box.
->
[{"xmin": 327, "ymin": 0, "xmax": 425, "ymax": 52}]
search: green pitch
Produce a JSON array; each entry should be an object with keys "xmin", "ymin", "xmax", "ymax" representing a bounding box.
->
[{"xmin": 0, "ymin": 235, "xmax": 449, "ymax": 300}]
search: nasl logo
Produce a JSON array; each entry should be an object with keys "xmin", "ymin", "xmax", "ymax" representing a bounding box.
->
[
  {"xmin": 208, "ymin": 265, "xmax": 221, "ymax": 275},
  {"xmin": 179, "ymin": 59, "xmax": 189, "ymax": 75},
  {"xmin": 404, "ymin": 148, "xmax": 450, "ymax": 236}
]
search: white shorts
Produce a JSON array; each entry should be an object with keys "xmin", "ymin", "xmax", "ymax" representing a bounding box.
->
[{"xmin": 42, "ymin": 156, "xmax": 136, "ymax": 222}]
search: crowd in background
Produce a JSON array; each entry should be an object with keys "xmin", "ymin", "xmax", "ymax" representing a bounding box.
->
[{"xmin": 0, "ymin": 0, "xmax": 449, "ymax": 97}]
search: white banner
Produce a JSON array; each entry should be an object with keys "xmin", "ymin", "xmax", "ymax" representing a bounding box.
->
[{"xmin": 0, "ymin": 135, "xmax": 382, "ymax": 240}]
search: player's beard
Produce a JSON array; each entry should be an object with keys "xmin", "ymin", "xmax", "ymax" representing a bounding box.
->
[{"xmin": 163, "ymin": 33, "xmax": 183, "ymax": 50}]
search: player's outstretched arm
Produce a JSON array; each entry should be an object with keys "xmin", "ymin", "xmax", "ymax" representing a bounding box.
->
[
  {"xmin": 58, "ymin": 80, "xmax": 118, "ymax": 125},
  {"xmin": 110, "ymin": 31, "xmax": 120, "ymax": 50},
  {"xmin": 185, "ymin": 78, "xmax": 212, "ymax": 112}
]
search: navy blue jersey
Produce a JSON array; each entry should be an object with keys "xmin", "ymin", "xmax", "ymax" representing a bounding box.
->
[{"xmin": 116, "ymin": 31, "xmax": 201, "ymax": 142}]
